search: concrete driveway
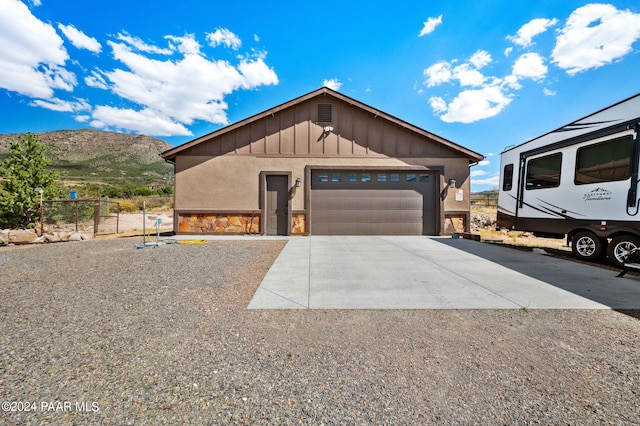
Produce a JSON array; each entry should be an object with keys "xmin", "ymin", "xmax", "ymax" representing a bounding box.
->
[{"xmin": 247, "ymin": 236, "xmax": 640, "ymax": 310}]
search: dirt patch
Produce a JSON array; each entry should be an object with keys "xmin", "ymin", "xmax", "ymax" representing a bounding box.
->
[{"xmin": 99, "ymin": 211, "xmax": 174, "ymax": 235}]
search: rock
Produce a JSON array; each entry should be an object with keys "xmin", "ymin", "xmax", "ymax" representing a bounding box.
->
[
  {"xmin": 0, "ymin": 234, "xmax": 6, "ymax": 245},
  {"xmin": 80, "ymin": 233, "xmax": 90, "ymax": 240},
  {"xmin": 44, "ymin": 233, "xmax": 62, "ymax": 243},
  {"xmin": 9, "ymin": 229, "xmax": 37, "ymax": 244},
  {"xmin": 68, "ymin": 232, "xmax": 83, "ymax": 241}
]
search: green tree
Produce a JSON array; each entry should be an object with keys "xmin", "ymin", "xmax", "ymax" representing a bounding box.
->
[{"xmin": 0, "ymin": 133, "xmax": 61, "ymax": 228}]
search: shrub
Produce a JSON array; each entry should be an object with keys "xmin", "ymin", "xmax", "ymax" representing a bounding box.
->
[{"xmin": 117, "ymin": 200, "xmax": 138, "ymax": 213}]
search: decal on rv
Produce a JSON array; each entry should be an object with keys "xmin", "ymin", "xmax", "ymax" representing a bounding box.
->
[{"xmin": 583, "ymin": 188, "xmax": 612, "ymax": 202}]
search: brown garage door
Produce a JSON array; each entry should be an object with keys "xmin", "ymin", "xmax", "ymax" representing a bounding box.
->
[{"xmin": 310, "ymin": 170, "xmax": 437, "ymax": 235}]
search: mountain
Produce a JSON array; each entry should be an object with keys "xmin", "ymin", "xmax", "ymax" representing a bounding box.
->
[{"xmin": 0, "ymin": 129, "xmax": 174, "ymax": 183}]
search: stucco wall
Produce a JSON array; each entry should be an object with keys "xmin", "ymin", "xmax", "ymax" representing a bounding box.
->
[{"xmin": 174, "ymin": 155, "xmax": 472, "ymax": 213}]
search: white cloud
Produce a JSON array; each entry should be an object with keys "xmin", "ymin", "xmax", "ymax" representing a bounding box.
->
[
  {"xmin": 116, "ymin": 32, "xmax": 173, "ymax": 55},
  {"xmin": 206, "ymin": 28, "xmax": 242, "ymax": 50},
  {"xmin": 92, "ymin": 106, "xmax": 192, "ymax": 136},
  {"xmin": 433, "ymin": 86, "xmax": 512, "ymax": 123},
  {"xmin": 323, "ymin": 78, "xmax": 342, "ymax": 91},
  {"xmin": 419, "ymin": 15, "xmax": 443, "ymax": 37},
  {"xmin": 165, "ymin": 34, "xmax": 201, "ymax": 55},
  {"xmin": 90, "ymin": 38, "xmax": 278, "ymax": 135},
  {"xmin": 453, "ymin": 64, "xmax": 486, "ymax": 87},
  {"xmin": 469, "ymin": 50, "xmax": 492, "ymax": 69},
  {"xmin": 0, "ymin": 4, "xmax": 279, "ymax": 137},
  {"xmin": 424, "ymin": 51, "xmax": 491, "ymax": 89},
  {"xmin": 511, "ymin": 52, "xmax": 547, "ymax": 81},
  {"xmin": 238, "ymin": 57, "xmax": 278, "ymax": 88},
  {"xmin": 543, "ymin": 88, "xmax": 557, "ymax": 96},
  {"xmin": 424, "ymin": 61, "xmax": 452, "ymax": 87},
  {"xmin": 428, "ymin": 96, "xmax": 447, "ymax": 113},
  {"xmin": 84, "ymin": 70, "xmax": 108, "ymax": 89},
  {"xmin": 57, "ymin": 24, "xmax": 101, "ymax": 53},
  {"xmin": 552, "ymin": 4, "xmax": 640, "ymax": 75},
  {"xmin": 30, "ymin": 97, "xmax": 90, "ymax": 113},
  {"xmin": 470, "ymin": 169, "xmax": 486, "ymax": 177},
  {"xmin": 504, "ymin": 47, "xmax": 513, "ymax": 57},
  {"xmin": 472, "ymin": 174, "xmax": 500, "ymax": 187},
  {"xmin": 477, "ymin": 159, "xmax": 490, "ymax": 166},
  {"xmin": 507, "ymin": 17, "xmax": 558, "ymax": 47},
  {"xmin": 503, "ymin": 74, "xmax": 521, "ymax": 90},
  {"xmin": 0, "ymin": 0, "xmax": 72, "ymax": 98}
]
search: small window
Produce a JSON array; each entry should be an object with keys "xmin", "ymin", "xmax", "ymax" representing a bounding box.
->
[
  {"xmin": 331, "ymin": 173, "xmax": 342, "ymax": 182},
  {"xmin": 361, "ymin": 173, "xmax": 371, "ymax": 182},
  {"xmin": 406, "ymin": 173, "xmax": 416, "ymax": 182},
  {"xmin": 317, "ymin": 104, "xmax": 332, "ymax": 122},
  {"xmin": 526, "ymin": 153, "xmax": 562, "ymax": 190},
  {"xmin": 348, "ymin": 173, "xmax": 358, "ymax": 182},
  {"xmin": 390, "ymin": 173, "xmax": 400, "ymax": 182},
  {"xmin": 318, "ymin": 173, "xmax": 329, "ymax": 182},
  {"xmin": 419, "ymin": 174, "xmax": 429, "ymax": 182},
  {"xmin": 503, "ymin": 164, "xmax": 514, "ymax": 191},
  {"xmin": 575, "ymin": 135, "xmax": 633, "ymax": 185},
  {"xmin": 377, "ymin": 173, "xmax": 387, "ymax": 182}
]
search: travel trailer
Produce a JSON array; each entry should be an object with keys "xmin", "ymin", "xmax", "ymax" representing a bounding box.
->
[{"xmin": 497, "ymin": 93, "xmax": 640, "ymax": 267}]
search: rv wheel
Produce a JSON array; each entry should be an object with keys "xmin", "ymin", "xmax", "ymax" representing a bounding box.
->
[
  {"xmin": 607, "ymin": 235, "xmax": 640, "ymax": 269},
  {"xmin": 571, "ymin": 231, "xmax": 605, "ymax": 262}
]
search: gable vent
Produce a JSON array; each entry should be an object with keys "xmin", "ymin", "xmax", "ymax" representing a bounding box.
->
[{"xmin": 317, "ymin": 103, "xmax": 332, "ymax": 123}]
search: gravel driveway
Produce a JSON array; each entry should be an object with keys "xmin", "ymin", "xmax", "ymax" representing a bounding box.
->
[{"xmin": 1, "ymin": 238, "xmax": 639, "ymax": 424}]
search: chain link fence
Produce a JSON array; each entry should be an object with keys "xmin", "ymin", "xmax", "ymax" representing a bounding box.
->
[{"xmin": 41, "ymin": 199, "xmax": 120, "ymax": 236}]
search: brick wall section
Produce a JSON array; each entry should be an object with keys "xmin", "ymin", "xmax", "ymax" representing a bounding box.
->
[{"xmin": 178, "ymin": 213, "xmax": 260, "ymax": 234}]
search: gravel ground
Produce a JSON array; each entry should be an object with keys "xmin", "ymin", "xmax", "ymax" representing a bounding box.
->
[{"xmin": 1, "ymin": 238, "xmax": 639, "ymax": 425}]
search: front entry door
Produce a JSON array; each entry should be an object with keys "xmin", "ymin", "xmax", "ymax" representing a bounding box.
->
[{"xmin": 266, "ymin": 175, "xmax": 288, "ymax": 235}]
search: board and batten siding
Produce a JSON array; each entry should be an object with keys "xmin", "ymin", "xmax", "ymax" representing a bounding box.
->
[{"xmin": 179, "ymin": 97, "xmax": 456, "ymax": 159}]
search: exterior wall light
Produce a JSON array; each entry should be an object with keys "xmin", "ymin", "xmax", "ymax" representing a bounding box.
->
[
  {"xmin": 295, "ymin": 178, "xmax": 302, "ymax": 187},
  {"xmin": 323, "ymin": 126, "xmax": 334, "ymax": 132},
  {"xmin": 449, "ymin": 179, "xmax": 456, "ymax": 188}
]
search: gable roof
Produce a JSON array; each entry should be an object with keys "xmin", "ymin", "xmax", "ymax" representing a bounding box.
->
[{"xmin": 162, "ymin": 87, "xmax": 484, "ymax": 162}]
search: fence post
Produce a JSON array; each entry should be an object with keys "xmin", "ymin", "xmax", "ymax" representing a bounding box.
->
[
  {"xmin": 75, "ymin": 200, "xmax": 79, "ymax": 232},
  {"xmin": 94, "ymin": 199, "xmax": 100, "ymax": 236}
]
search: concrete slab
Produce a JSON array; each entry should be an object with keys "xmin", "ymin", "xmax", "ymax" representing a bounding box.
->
[{"xmin": 246, "ymin": 236, "xmax": 640, "ymax": 310}]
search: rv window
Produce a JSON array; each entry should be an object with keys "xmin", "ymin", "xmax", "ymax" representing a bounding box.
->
[
  {"xmin": 526, "ymin": 153, "xmax": 562, "ymax": 190},
  {"xmin": 503, "ymin": 164, "xmax": 514, "ymax": 191},
  {"xmin": 575, "ymin": 135, "xmax": 633, "ymax": 185}
]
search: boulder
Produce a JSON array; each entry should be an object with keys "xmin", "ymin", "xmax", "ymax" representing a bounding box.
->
[
  {"xmin": 68, "ymin": 232, "xmax": 83, "ymax": 241},
  {"xmin": 44, "ymin": 233, "xmax": 62, "ymax": 243},
  {"xmin": 9, "ymin": 229, "xmax": 37, "ymax": 244}
]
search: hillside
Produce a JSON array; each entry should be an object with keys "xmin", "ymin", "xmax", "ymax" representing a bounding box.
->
[{"xmin": 0, "ymin": 129, "xmax": 174, "ymax": 183}]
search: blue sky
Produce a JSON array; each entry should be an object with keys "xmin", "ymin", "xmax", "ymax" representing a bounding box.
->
[{"xmin": 1, "ymin": 0, "xmax": 640, "ymax": 191}]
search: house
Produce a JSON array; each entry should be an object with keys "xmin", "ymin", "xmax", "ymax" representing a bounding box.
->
[{"xmin": 161, "ymin": 87, "xmax": 483, "ymax": 235}]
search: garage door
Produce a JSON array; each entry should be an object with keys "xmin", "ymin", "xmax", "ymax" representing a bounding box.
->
[{"xmin": 310, "ymin": 170, "xmax": 437, "ymax": 235}]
